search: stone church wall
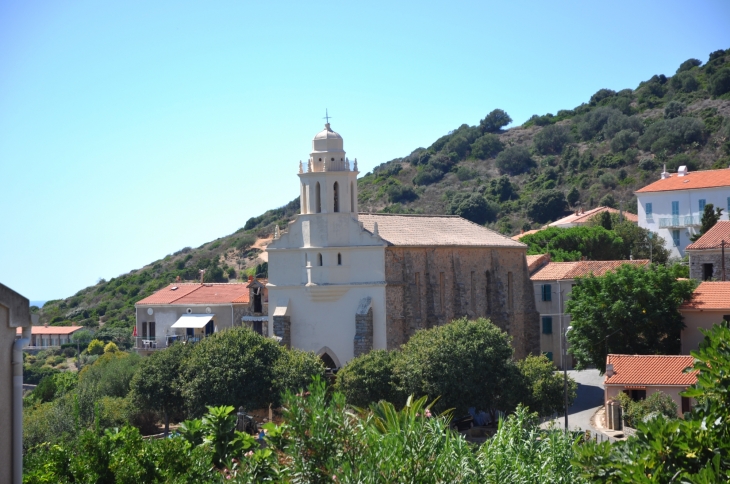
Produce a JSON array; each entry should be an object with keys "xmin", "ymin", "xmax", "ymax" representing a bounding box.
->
[
  {"xmin": 383, "ymin": 247, "xmax": 539, "ymax": 359},
  {"xmin": 689, "ymin": 250, "xmax": 730, "ymax": 281}
]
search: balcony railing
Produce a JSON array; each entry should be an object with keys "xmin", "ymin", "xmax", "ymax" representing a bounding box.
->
[
  {"xmin": 134, "ymin": 334, "xmax": 212, "ymax": 350},
  {"xmin": 658, "ymin": 216, "xmax": 701, "ymax": 228}
]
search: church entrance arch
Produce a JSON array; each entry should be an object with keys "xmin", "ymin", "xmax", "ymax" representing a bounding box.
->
[{"xmin": 316, "ymin": 346, "xmax": 341, "ymax": 369}]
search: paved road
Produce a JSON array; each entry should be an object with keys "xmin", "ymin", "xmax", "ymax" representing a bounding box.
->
[{"xmin": 541, "ymin": 369, "xmax": 607, "ymax": 437}]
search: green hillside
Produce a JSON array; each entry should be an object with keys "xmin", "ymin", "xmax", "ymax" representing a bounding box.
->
[{"xmin": 38, "ymin": 47, "xmax": 730, "ymax": 338}]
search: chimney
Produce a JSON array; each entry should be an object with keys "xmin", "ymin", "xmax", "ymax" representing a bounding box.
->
[
  {"xmin": 199, "ymin": 269, "xmax": 206, "ymax": 285},
  {"xmin": 248, "ymin": 275, "xmax": 254, "ymax": 282},
  {"xmin": 43, "ymin": 323, "xmax": 48, "ymax": 328},
  {"xmin": 606, "ymin": 363, "xmax": 614, "ymax": 377},
  {"xmin": 678, "ymin": 165, "xmax": 688, "ymax": 177},
  {"xmin": 661, "ymin": 163, "xmax": 669, "ymax": 179}
]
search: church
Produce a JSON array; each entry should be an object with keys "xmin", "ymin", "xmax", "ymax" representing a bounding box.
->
[{"xmin": 266, "ymin": 122, "xmax": 539, "ymax": 367}]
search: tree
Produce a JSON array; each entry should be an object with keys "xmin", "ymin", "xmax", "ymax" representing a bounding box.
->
[
  {"xmin": 450, "ymin": 193, "xmax": 498, "ymax": 225},
  {"xmin": 479, "ymin": 109, "xmax": 512, "ymax": 133},
  {"xmin": 664, "ymin": 100, "xmax": 686, "ymax": 119},
  {"xmin": 496, "ymin": 146, "xmax": 535, "ymax": 175},
  {"xmin": 516, "ymin": 355, "xmax": 577, "ymax": 417},
  {"xmin": 612, "ymin": 220, "xmax": 670, "ymax": 265},
  {"xmin": 676, "ymin": 58, "xmax": 701, "ymax": 73},
  {"xmin": 691, "ymin": 203, "xmax": 724, "ymax": 241},
  {"xmin": 566, "ymin": 264, "xmax": 695, "ymax": 372},
  {"xmin": 566, "ymin": 186, "xmax": 580, "ymax": 207},
  {"xmin": 533, "ymin": 124, "xmax": 573, "ymax": 155},
  {"xmin": 130, "ymin": 342, "xmax": 192, "ymax": 435},
  {"xmin": 709, "ymin": 67, "xmax": 730, "ymax": 96},
  {"xmin": 336, "ymin": 350, "xmax": 401, "ymax": 407},
  {"xmin": 527, "ymin": 189, "xmax": 567, "ymax": 223},
  {"xmin": 597, "ymin": 211, "xmax": 612, "ymax": 230},
  {"xmin": 470, "ymin": 133, "xmax": 504, "ymax": 159},
  {"xmin": 87, "ymin": 339, "xmax": 105, "ymax": 355},
  {"xmin": 103, "ymin": 342, "xmax": 119, "ymax": 354},
  {"xmin": 487, "ymin": 176, "xmax": 518, "ymax": 202},
  {"xmin": 520, "ymin": 225, "xmax": 625, "ymax": 261},
  {"xmin": 393, "ymin": 317, "xmax": 522, "ymax": 417}
]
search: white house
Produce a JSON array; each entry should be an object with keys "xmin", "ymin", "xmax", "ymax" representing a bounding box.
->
[
  {"xmin": 265, "ymin": 122, "xmax": 539, "ymax": 368},
  {"xmin": 635, "ymin": 166, "xmax": 730, "ymax": 258}
]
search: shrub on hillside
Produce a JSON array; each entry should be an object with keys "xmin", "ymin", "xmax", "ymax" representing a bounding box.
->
[
  {"xmin": 495, "ymin": 146, "xmax": 535, "ymax": 175},
  {"xmin": 664, "ymin": 100, "xmax": 686, "ymax": 119},
  {"xmin": 387, "ymin": 184, "xmax": 418, "ymax": 203},
  {"xmin": 676, "ymin": 58, "xmax": 701, "ymax": 73},
  {"xmin": 479, "ymin": 109, "xmax": 512, "ymax": 133},
  {"xmin": 449, "ymin": 193, "xmax": 499, "ymax": 225},
  {"xmin": 412, "ymin": 165, "xmax": 444, "ymax": 186},
  {"xmin": 443, "ymin": 136, "xmax": 470, "ymax": 158},
  {"xmin": 710, "ymin": 67, "xmax": 730, "ymax": 96},
  {"xmin": 576, "ymin": 107, "xmax": 623, "ymax": 141},
  {"xmin": 610, "ymin": 129, "xmax": 639, "ymax": 153},
  {"xmin": 533, "ymin": 124, "xmax": 573, "ymax": 155},
  {"xmin": 470, "ymin": 133, "xmax": 503, "ymax": 158},
  {"xmin": 336, "ymin": 349, "xmax": 400, "ymax": 407},
  {"xmin": 87, "ymin": 339, "xmax": 105, "ymax": 355},
  {"xmin": 637, "ymin": 116, "xmax": 705, "ymax": 154},
  {"xmin": 669, "ymin": 71, "xmax": 699, "ymax": 93},
  {"xmin": 527, "ymin": 189, "xmax": 567, "ymax": 224},
  {"xmin": 599, "ymin": 172, "xmax": 618, "ymax": 189}
]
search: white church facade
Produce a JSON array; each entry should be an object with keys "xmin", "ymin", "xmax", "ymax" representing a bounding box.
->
[{"xmin": 266, "ymin": 123, "xmax": 539, "ymax": 367}]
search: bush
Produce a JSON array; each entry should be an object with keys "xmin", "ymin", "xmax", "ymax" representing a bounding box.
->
[
  {"xmin": 495, "ymin": 146, "xmax": 535, "ymax": 175},
  {"xmin": 517, "ymin": 355, "xmax": 577, "ymax": 417},
  {"xmin": 599, "ymin": 172, "xmax": 618, "ymax": 189},
  {"xmin": 336, "ymin": 349, "xmax": 400, "ymax": 407},
  {"xmin": 413, "ymin": 165, "xmax": 444, "ymax": 186},
  {"xmin": 76, "ymin": 352, "xmax": 142, "ymax": 422},
  {"xmin": 664, "ymin": 100, "xmax": 686, "ymax": 119},
  {"xmin": 533, "ymin": 124, "xmax": 573, "ymax": 155},
  {"xmin": 638, "ymin": 158, "xmax": 658, "ymax": 171},
  {"xmin": 24, "ymin": 365, "xmax": 59, "ymax": 385},
  {"xmin": 479, "ymin": 109, "xmax": 512, "ymax": 133},
  {"xmin": 527, "ymin": 190, "xmax": 567, "ymax": 224},
  {"xmin": 615, "ymin": 391, "xmax": 678, "ymax": 428},
  {"xmin": 670, "ymin": 72, "xmax": 699, "ymax": 93},
  {"xmin": 576, "ymin": 107, "xmax": 623, "ymax": 140},
  {"xmin": 450, "ymin": 193, "xmax": 498, "ymax": 225},
  {"xmin": 62, "ymin": 347, "xmax": 76, "ymax": 358},
  {"xmin": 520, "ymin": 225, "xmax": 625, "ymax": 262},
  {"xmin": 387, "ymin": 184, "xmax": 418, "ymax": 203},
  {"xmin": 610, "ymin": 129, "xmax": 639, "ymax": 153},
  {"xmin": 589, "ymin": 88, "xmax": 616, "ymax": 105},
  {"xmin": 87, "ymin": 339, "xmax": 104, "ymax": 355},
  {"xmin": 637, "ymin": 117, "xmax": 705, "ymax": 154},
  {"xmin": 443, "ymin": 136, "xmax": 470, "ymax": 158},
  {"xmin": 710, "ymin": 67, "xmax": 730, "ymax": 96},
  {"xmin": 599, "ymin": 193, "xmax": 616, "ymax": 208},
  {"xmin": 455, "ymin": 166, "xmax": 477, "ymax": 181},
  {"xmin": 103, "ymin": 342, "xmax": 119, "ymax": 354},
  {"xmin": 272, "ymin": 348, "xmax": 326, "ymax": 397},
  {"xmin": 394, "ymin": 317, "xmax": 521, "ymax": 417},
  {"xmin": 666, "ymin": 153, "xmax": 699, "ymax": 172},
  {"xmin": 470, "ymin": 133, "xmax": 504, "ymax": 159},
  {"xmin": 567, "ymin": 186, "xmax": 580, "ymax": 206},
  {"xmin": 676, "ymin": 58, "xmax": 701, "ymax": 73}
]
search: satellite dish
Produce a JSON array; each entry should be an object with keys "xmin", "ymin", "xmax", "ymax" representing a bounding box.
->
[
  {"xmin": 206, "ymin": 307, "xmax": 212, "ymax": 314},
  {"xmin": 147, "ymin": 308, "xmax": 154, "ymax": 316}
]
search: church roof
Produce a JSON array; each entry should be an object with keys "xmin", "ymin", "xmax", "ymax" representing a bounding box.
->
[
  {"xmin": 314, "ymin": 123, "xmax": 342, "ymax": 140},
  {"xmin": 358, "ymin": 214, "xmax": 526, "ymax": 248}
]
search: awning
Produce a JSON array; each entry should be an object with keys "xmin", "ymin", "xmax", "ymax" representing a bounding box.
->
[{"xmin": 171, "ymin": 314, "xmax": 214, "ymax": 329}]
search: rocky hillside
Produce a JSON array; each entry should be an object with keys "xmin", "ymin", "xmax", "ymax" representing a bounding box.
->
[{"xmin": 38, "ymin": 47, "xmax": 730, "ymax": 334}]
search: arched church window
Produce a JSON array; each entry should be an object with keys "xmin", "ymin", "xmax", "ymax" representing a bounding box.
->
[
  {"xmin": 320, "ymin": 352, "xmax": 337, "ymax": 369},
  {"xmin": 318, "ymin": 253, "xmax": 323, "ymax": 266},
  {"xmin": 301, "ymin": 183, "xmax": 308, "ymax": 214},
  {"xmin": 337, "ymin": 253, "xmax": 342, "ymax": 265},
  {"xmin": 315, "ymin": 182, "xmax": 321, "ymax": 213},
  {"xmin": 333, "ymin": 182, "xmax": 339, "ymax": 212}
]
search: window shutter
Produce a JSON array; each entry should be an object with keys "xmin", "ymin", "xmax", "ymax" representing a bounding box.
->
[{"xmin": 542, "ymin": 316, "xmax": 553, "ymax": 334}]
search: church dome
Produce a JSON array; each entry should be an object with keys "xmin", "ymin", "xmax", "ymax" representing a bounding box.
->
[{"xmin": 314, "ymin": 123, "xmax": 342, "ymax": 140}]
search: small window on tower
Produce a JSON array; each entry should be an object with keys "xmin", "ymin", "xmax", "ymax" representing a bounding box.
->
[
  {"xmin": 337, "ymin": 253, "xmax": 342, "ymax": 265},
  {"xmin": 318, "ymin": 253, "xmax": 323, "ymax": 266}
]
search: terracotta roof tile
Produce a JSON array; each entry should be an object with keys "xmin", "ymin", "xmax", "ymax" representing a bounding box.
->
[
  {"xmin": 549, "ymin": 206, "xmax": 638, "ymax": 226},
  {"xmin": 636, "ymin": 168, "xmax": 730, "ymax": 193},
  {"xmin": 136, "ymin": 283, "xmax": 250, "ymax": 306},
  {"xmin": 16, "ymin": 325, "xmax": 84, "ymax": 336},
  {"xmin": 680, "ymin": 281, "xmax": 730, "ymax": 310},
  {"xmin": 530, "ymin": 260, "xmax": 649, "ymax": 281},
  {"xmin": 358, "ymin": 214, "xmax": 526, "ymax": 248},
  {"xmin": 686, "ymin": 221, "xmax": 730, "ymax": 250},
  {"xmin": 604, "ymin": 354, "xmax": 698, "ymax": 386},
  {"xmin": 526, "ymin": 254, "xmax": 550, "ymax": 273}
]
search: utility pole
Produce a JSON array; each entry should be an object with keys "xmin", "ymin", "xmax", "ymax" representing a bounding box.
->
[{"xmin": 722, "ymin": 240, "xmax": 726, "ymax": 281}]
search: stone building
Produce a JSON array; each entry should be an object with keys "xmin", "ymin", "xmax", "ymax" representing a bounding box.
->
[
  {"xmin": 266, "ymin": 123, "xmax": 539, "ymax": 367},
  {"xmin": 686, "ymin": 220, "xmax": 730, "ymax": 281},
  {"xmin": 134, "ymin": 278, "xmax": 268, "ymax": 353}
]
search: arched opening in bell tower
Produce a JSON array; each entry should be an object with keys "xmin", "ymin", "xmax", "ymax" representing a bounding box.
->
[
  {"xmin": 315, "ymin": 182, "xmax": 321, "ymax": 213},
  {"xmin": 301, "ymin": 183, "xmax": 308, "ymax": 214},
  {"xmin": 333, "ymin": 182, "xmax": 339, "ymax": 212},
  {"xmin": 350, "ymin": 181, "xmax": 355, "ymax": 213}
]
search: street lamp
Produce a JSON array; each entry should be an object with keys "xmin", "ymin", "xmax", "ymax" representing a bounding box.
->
[{"xmin": 564, "ymin": 325, "xmax": 573, "ymax": 432}]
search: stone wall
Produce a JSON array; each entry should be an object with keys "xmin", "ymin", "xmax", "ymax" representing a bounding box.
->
[
  {"xmin": 689, "ymin": 250, "xmax": 730, "ymax": 281},
  {"xmin": 354, "ymin": 297, "xmax": 373, "ymax": 357},
  {"xmin": 383, "ymin": 247, "xmax": 539, "ymax": 359},
  {"xmin": 273, "ymin": 315, "xmax": 291, "ymax": 348}
]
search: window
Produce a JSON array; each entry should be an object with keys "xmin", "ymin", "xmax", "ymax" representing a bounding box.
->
[
  {"xmin": 544, "ymin": 351, "xmax": 553, "ymax": 362},
  {"xmin": 541, "ymin": 284, "xmax": 552, "ymax": 301},
  {"xmin": 485, "ymin": 271, "xmax": 490, "ymax": 313},
  {"xmin": 507, "ymin": 272, "xmax": 514, "ymax": 310},
  {"xmin": 318, "ymin": 253, "xmax": 323, "ymax": 266},
  {"xmin": 699, "ymin": 199, "xmax": 706, "ymax": 212},
  {"xmin": 542, "ymin": 316, "xmax": 553, "ymax": 334},
  {"xmin": 672, "ymin": 201, "xmax": 679, "ymax": 225},
  {"xmin": 149, "ymin": 322, "xmax": 156, "ymax": 338},
  {"xmin": 439, "ymin": 272, "xmax": 445, "ymax": 314},
  {"xmin": 723, "ymin": 315, "xmax": 730, "ymax": 323},
  {"xmin": 142, "ymin": 321, "xmax": 148, "ymax": 338},
  {"xmin": 337, "ymin": 253, "xmax": 342, "ymax": 265},
  {"xmin": 333, "ymin": 182, "xmax": 339, "ymax": 212},
  {"xmin": 470, "ymin": 271, "xmax": 476, "ymax": 311},
  {"xmin": 645, "ymin": 202, "xmax": 653, "ymax": 219},
  {"xmin": 301, "ymin": 183, "xmax": 308, "ymax": 214},
  {"xmin": 672, "ymin": 229, "xmax": 680, "ymax": 247},
  {"xmin": 350, "ymin": 181, "xmax": 355, "ymax": 212},
  {"xmin": 727, "ymin": 197, "xmax": 730, "ymax": 216},
  {"xmin": 681, "ymin": 396, "xmax": 691, "ymax": 414},
  {"xmin": 703, "ymin": 263, "xmax": 714, "ymax": 281},
  {"xmin": 315, "ymin": 182, "xmax": 321, "ymax": 213}
]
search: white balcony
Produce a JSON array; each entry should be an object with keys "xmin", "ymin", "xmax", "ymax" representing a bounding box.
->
[{"xmin": 658, "ymin": 216, "xmax": 700, "ymax": 228}]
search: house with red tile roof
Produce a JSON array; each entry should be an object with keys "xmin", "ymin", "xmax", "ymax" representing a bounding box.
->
[
  {"xmin": 548, "ymin": 206, "xmax": 638, "ymax": 228},
  {"xmin": 134, "ymin": 277, "xmax": 268, "ymax": 352},
  {"xmin": 685, "ymin": 220, "xmax": 730, "ymax": 282},
  {"xmin": 15, "ymin": 324, "xmax": 84, "ymax": 348},
  {"xmin": 604, "ymin": 354, "xmax": 697, "ymax": 417},
  {"xmin": 635, "ymin": 166, "xmax": 730, "ymax": 258},
  {"xmin": 679, "ymin": 281, "xmax": 730, "ymax": 355},
  {"xmin": 530, "ymin": 259, "xmax": 650, "ymax": 369}
]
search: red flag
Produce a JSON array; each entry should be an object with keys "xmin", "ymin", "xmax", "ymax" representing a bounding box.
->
[{"xmin": 133, "ymin": 326, "xmax": 137, "ymax": 337}]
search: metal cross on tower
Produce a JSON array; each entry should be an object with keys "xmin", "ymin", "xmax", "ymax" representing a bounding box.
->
[{"xmin": 323, "ymin": 109, "xmax": 332, "ymax": 124}]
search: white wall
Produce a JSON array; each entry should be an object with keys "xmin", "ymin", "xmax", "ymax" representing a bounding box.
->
[
  {"xmin": 680, "ymin": 310, "xmax": 727, "ymax": 354},
  {"xmin": 638, "ymin": 186, "xmax": 730, "ymax": 258}
]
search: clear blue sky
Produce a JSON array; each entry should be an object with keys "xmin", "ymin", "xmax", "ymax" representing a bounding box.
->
[{"xmin": 2, "ymin": 1, "xmax": 729, "ymax": 301}]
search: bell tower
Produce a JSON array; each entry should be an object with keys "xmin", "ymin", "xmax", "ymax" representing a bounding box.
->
[{"xmin": 298, "ymin": 122, "xmax": 359, "ymax": 216}]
